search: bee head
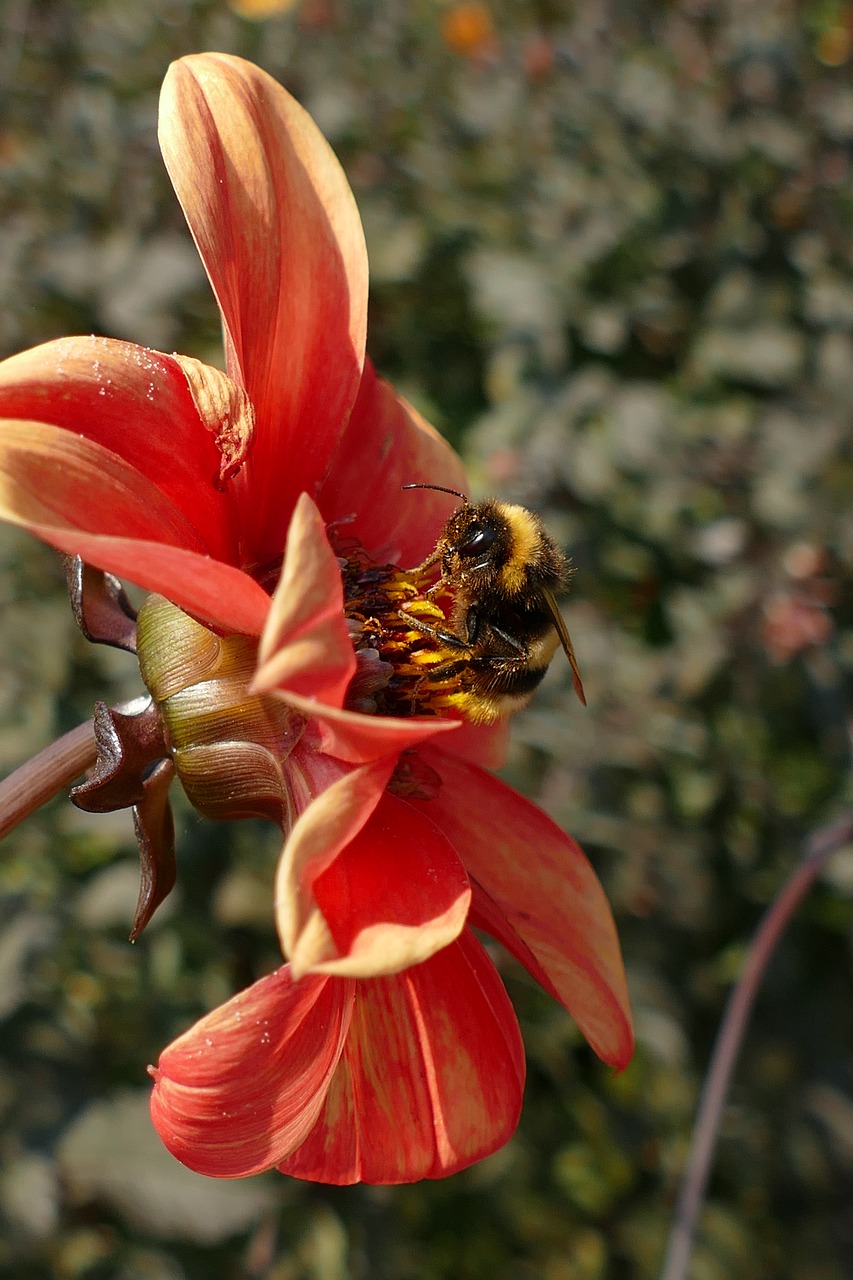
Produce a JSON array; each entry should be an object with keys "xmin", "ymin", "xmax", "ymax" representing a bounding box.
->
[
  {"xmin": 402, "ymin": 485, "xmax": 565, "ymax": 596},
  {"xmin": 440, "ymin": 503, "xmax": 506, "ymax": 581}
]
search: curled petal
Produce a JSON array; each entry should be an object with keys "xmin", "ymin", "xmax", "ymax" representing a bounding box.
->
[
  {"xmin": 65, "ymin": 558, "xmax": 138, "ymax": 653},
  {"xmin": 419, "ymin": 750, "xmax": 634, "ymax": 1069},
  {"xmin": 0, "ymin": 337, "xmax": 237, "ymax": 562},
  {"xmin": 319, "ymin": 360, "xmax": 468, "ymax": 567},
  {"xmin": 297, "ymin": 793, "xmax": 471, "ymax": 978},
  {"xmin": 150, "ymin": 967, "xmax": 354, "ymax": 1178},
  {"xmin": 278, "ymin": 929, "xmax": 525, "ymax": 1185},
  {"xmin": 275, "ymin": 757, "xmax": 396, "ymax": 965},
  {"xmin": 35, "ymin": 535, "xmax": 268, "ymax": 639},
  {"xmin": 173, "ymin": 355, "xmax": 254, "ymax": 487},
  {"xmin": 159, "ymin": 53, "xmax": 368, "ymax": 560},
  {"xmin": 0, "ymin": 419, "xmax": 209, "ymax": 550},
  {"xmin": 254, "ymin": 493, "xmax": 355, "ymax": 708}
]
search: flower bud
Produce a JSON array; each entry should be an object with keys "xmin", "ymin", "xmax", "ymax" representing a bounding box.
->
[{"xmin": 136, "ymin": 595, "xmax": 303, "ymax": 826}]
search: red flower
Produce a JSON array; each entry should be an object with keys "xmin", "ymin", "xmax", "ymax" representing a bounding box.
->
[{"xmin": 0, "ymin": 54, "xmax": 632, "ymax": 1183}]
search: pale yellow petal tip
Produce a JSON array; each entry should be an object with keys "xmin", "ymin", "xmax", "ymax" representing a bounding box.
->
[
  {"xmin": 285, "ymin": 910, "xmax": 336, "ymax": 980},
  {"xmin": 291, "ymin": 898, "xmax": 472, "ymax": 981}
]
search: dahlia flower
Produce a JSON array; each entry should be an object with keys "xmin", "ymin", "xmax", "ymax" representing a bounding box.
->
[{"xmin": 0, "ymin": 53, "xmax": 632, "ymax": 1184}]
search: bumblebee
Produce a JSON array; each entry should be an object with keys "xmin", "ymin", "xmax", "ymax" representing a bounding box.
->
[{"xmin": 399, "ymin": 484, "xmax": 586, "ymax": 723}]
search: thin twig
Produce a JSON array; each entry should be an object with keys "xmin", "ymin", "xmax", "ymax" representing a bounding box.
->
[
  {"xmin": 660, "ymin": 812, "xmax": 853, "ymax": 1280},
  {"xmin": 0, "ymin": 0, "xmax": 31, "ymax": 96},
  {"xmin": 0, "ymin": 697, "xmax": 149, "ymax": 843}
]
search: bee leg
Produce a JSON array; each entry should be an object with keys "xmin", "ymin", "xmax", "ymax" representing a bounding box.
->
[
  {"xmin": 421, "ymin": 651, "xmax": 528, "ymax": 693},
  {"xmin": 396, "ymin": 602, "xmax": 467, "ymax": 649},
  {"xmin": 482, "ymin": 620, "xmax": 528, "ymax": 656},
  {"xmin": 401, "ymin": 548, "xmax": 442, "ymax": 576}
]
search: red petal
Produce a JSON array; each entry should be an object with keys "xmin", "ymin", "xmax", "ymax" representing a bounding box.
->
[
  {"xmin": 69, "ymin": 541, "xmax": 269, "ymax": 637},
  {"xmin": 0, "ymin": 419, "xmax": 270, "ymax": 636},
  {"xmin": 279, "ymin": 693, "xmax": 461, "ymax": 764},
  {"xmin": 149, "ymin": 967, "xmax": 354, "ymax": 1177},
  {"xmin": 254, "ymin": 494, "xmax": 355, "ymax": 708},
  {"xmin": 0, "ymin": 337, "xmax": 237, "ymax": 563},
  {"xmin": 318, "ymin": 360, "xmax": 469, "ymax": 567},
  {"xmin": 307, "ymin": 793, "xmax": 470, "ymax": 977},
  {"xmin": 276, "ymin": 756, "xmax": 397, "ymax": 965},
  {"xmin": 418, "ymin": 751, "xmax": 634, "ymax": 1069},
  {"xmin": 159, "ymin": 54, "xmax": 368, "ymax": 560},
  {"xmin": 437, "ymin": 717, "xmax": 510, "ymax": 770},
  {"xmin": 0, "ymin": 419, "xmax": 208, "ymax": 549},
  {"xmin": 278, "ymin": 929, "xmax": 524, "ymax": 1184}
]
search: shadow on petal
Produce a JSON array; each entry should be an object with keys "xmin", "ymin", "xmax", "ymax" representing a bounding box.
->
[{"xmin": 318, "ymin": 359, "xmax": 467, "ymax": 568}]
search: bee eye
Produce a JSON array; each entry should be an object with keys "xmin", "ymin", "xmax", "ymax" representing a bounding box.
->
[{"xmin": 458, "ymin": 523, "xmax": 496, "ymax": 558}]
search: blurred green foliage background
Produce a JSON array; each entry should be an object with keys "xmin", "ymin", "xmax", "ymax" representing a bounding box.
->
[{"xmin": 2, "ymin": 1, "xmax": 853, "ymax": 1277}]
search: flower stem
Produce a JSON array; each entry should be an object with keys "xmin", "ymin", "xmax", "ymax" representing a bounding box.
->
[
  {"xmin": 660, "ymin": 812, "xmax": 853, "ymax": 1280},
  {"xmin": 0, "ymin": 697, "xmax": 158, "ymax": 842},
  {"xmin": 0, "ymin": 719, "xmax": 98, "ymax": 841},
  {"xmin": 0, "ymin": 697, "xmax": 155, "ymax": 844}
]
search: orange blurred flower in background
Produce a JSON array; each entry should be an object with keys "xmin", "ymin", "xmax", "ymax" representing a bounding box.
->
[{"xmin": 441, "ymin": 1, "xmax": 499, "ymax": 60}]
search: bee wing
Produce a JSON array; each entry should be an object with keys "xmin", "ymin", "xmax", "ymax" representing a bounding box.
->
[{"xmin": 542, "ymin": 585, "xmax": 587, "ymax": 707}]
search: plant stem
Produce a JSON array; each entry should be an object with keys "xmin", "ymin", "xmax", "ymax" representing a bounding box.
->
[
  {"xmin": 0, "ymin": 698, "xmax": 151, "ymax": 843},
  {"xmin": 660, "ymin": 812, "xmax": 853, "ymax": 1280},
  {"xmin": 0, "ymin": 720, "xmax": 97, "ymax": 841}
]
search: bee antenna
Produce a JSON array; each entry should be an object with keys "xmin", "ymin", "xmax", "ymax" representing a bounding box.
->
[{"xmin": 402, "ymin": 483, "xmax": 467, "ymax": 503}]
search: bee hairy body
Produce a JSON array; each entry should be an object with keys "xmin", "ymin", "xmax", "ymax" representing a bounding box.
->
[{"xmin": 400, "ymin": 490, "xmax": 586, "ymax": 723}]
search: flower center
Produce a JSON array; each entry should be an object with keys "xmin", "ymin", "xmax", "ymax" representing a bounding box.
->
[
  {"xmin": 337, "ymin": 539, "xmax": 470, "ymax": 720},
  {"xmin": 131, "ymin": 540, "xmax": 473, "ymax": 828}
]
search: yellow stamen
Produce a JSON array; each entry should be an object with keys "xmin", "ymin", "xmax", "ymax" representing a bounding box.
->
[{"xmin": 338, "ymin": 539, "xmax": 475, "ymax": 720}]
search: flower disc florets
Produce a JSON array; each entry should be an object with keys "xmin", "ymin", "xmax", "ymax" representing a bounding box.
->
[{"xmin": 337, "ymin": 540, "xmax": 466, "ymax": 720}]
